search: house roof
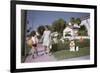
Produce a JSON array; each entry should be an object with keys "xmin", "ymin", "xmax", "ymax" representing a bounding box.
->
[
  {"xmin": 73, "ymin": 24, "xmax": 80, "ymax": 29},
  {"xmin": 80, "ymin": 15, "xmax": 90, "ymax": 21}
]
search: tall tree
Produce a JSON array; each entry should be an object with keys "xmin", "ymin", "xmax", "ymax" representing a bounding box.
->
[
  {"xmin": 78, "ymin": 25, "xmax": 88, "ymax": 36},
  {"xmin": 52, "ymin": 18, "xmax": 66, "ymax": 33},
  {"xmin": 70, "ymin": 17, "xmax": 76, "ymax": 25},
  {"xmin": 75, "ymin": 18, "xmax": 81, "ymax": 25},
  {"xmin": 70, "ymin": 17, "xmax": 81, "ymax": 25}
]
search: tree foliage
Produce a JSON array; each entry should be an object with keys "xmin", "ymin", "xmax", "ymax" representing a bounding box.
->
[
  {"xmin": 52, "ymin": 18, "xmax": 66, "ymax": 33},
  {"xmin": 78, "ymin": 25, "xmax": 88, "ymax": 36},
  {"xmin": 70, "ymin": 17, "xmax": 81, "ymax": 25},
  {"xmin": 70, "ymin": 17, "xmax": 76, "ymax": 25},
  {"xmin": 75, "ymin": 18, "xmax": 81, "ymax": 25}
]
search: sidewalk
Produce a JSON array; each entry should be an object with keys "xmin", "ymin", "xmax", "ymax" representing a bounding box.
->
[
  {"xmin": 25, "ymin": 54, "xmax": 56, "ymax": 63},
  {"xmin": 25, "ymin": 44, "xmax": 56, "ymax": 63}
]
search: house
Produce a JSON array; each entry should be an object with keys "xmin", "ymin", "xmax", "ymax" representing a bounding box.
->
[
  {"xmin": 63, "ymin": 16, "xmax": 90, "ymax": 40},
  {"xmin": 80, "ymin": 16, "xmax": 90, "ymax": 36},
  {"xmin": 63, "ymin": 22, "xmax": 80, "ymax": 40}
]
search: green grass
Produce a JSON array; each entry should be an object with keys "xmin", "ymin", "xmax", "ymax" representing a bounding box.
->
[{"xmin": 53, "ymin": 47, "xmax": 90, "ymax": 60}]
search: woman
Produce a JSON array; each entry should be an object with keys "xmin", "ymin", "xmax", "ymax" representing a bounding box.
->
[{"xmin": 42, "ymin": 26, "xmax": 51, "ymax": 55}]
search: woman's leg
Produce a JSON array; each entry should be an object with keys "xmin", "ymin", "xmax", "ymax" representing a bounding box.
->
[
  {"xmin": 46, "ymin": 45, "xmax": 51, "ymax": 55},
  {"xmin": 44, "ymin": 46, "xmax": 48, "ymax": 54}
]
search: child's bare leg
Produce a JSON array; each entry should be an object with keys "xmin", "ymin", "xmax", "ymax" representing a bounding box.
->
[
  {"xmin": 35, "ymin": 47, "xmax": 38, "ymax": 56},
  {"xmin": 31, "ymin": 47, "xmax": 35, "ymax": 58}
]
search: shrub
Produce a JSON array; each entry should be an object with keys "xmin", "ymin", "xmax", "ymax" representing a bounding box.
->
[
  {"xmin": 51, "ymin": 39, "xmax": 90, "ymax": 53},
  {"xmin": 75, "ymin": 39, "xmax": 90, "ymax": 48},
  {"xmin": 51, "ymin": 40, "xmax": 70, "ymax": 52}
]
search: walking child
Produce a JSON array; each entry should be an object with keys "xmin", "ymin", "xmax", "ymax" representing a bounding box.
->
[{"xmin": 30, "ymin": 31, "xmax": 39, "ymax": 58}]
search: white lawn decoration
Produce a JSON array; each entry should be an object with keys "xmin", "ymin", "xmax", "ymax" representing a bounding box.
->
[
  {"xmin": 76, "ymin": 46, "xmax": 79, "ymax": 51},
  {"xmin": 70, "ymin": 40, "xmax": 75, "ymax": 51}
]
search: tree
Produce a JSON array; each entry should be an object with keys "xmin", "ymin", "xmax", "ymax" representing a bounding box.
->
[
  {"xmin": 52, "ymin": 18, "xmax": 66, "ymax": 33},
  {"xmin": 70, "ymin": 17, "xmax": 81, "ymax": 26},
  {"xmin": 75, "ymin": 18, "xmax": 81, "ymax": 25},
  {"xmin": 70, "ymin": 17, "xmax": 76, "ymax": 25},
  {"xmin": 78, "ymin": 25, "xmax": 88, "ymax": 36}
]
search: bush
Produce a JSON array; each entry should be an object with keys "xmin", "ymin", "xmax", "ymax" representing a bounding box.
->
[
  {"xmin": 51, "ymin": 39, "xmax": 90, "ymax": 53},
  {"xmin": 51, "ymin": 43, "xmax": 58, "ymax": 52},
  {"xmin": 76, "ymin": 39, "xmax": 90, "ymax": 48},
  {"xmin": 78, "ymin": 30, "xmax": 88, "ymax": 36},
  {"xmin": 51, "ymin": 40, "xmax": 70, "ymax": 52}
]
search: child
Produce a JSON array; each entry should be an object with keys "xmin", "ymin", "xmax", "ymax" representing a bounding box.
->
[
  {"xmin": 29, "ymin": 31, "xmax": 39, "ymax": 58},
  {"xmin": 70, "ymin": 40, "xmax": 75, "ymax": 51}
]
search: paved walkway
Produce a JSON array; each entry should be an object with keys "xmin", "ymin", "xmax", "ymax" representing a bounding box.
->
[
  {"xmin": 25, "ymin": 54, "xmax": 56, "ymax": 63},
  {"xmin": 25, "ymin": 44, "xmax": 56, "ymax": 63}
]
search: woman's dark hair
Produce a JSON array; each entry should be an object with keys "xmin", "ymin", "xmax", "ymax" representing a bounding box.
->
[
  {"xmin": 30, "ymin": 31, "xmax": 36, "ymax": 37},
  {"xmin": 45, "ymin": 25, "xmax": 49, "ymax": 30}
]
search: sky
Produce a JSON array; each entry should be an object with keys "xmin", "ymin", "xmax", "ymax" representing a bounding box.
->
[{"xmin": 26, "ymin": 10, "xmax": 90, "ymax": 31}]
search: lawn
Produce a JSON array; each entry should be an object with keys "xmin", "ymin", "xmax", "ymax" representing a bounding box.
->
[{"xmin": 53, "ymin": 47, "xmax": 90, "ymax": 60}]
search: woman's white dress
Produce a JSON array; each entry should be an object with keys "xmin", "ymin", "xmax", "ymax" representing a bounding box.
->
[{"xmin": 42, "ymin": 30, "xmax": 51, "ymax": 47}]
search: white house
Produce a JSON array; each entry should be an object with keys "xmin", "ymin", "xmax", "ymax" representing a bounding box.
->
[
  {"xmin": 63, "ymin": 22, "xmax": 74, "ymax": 40},
  {"xmin": 63, "ymin": 22, "xmax": 80, "ymax": 40},
  {"xmin": 80, "ymin": 16, "xmax": 90, "ymax": 36},
  {"xmin": 63, "ymin": 16, "xmax": 90, "ymax": 40}
]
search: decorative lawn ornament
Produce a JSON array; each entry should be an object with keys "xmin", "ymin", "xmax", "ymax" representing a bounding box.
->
[
  {"xmin": 70, "ymin": 40, "xmax": 75, "ymax": 51},
  {"xmin": 76, "ymin": 46, "xmax": 79, "ymax": 51}
]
